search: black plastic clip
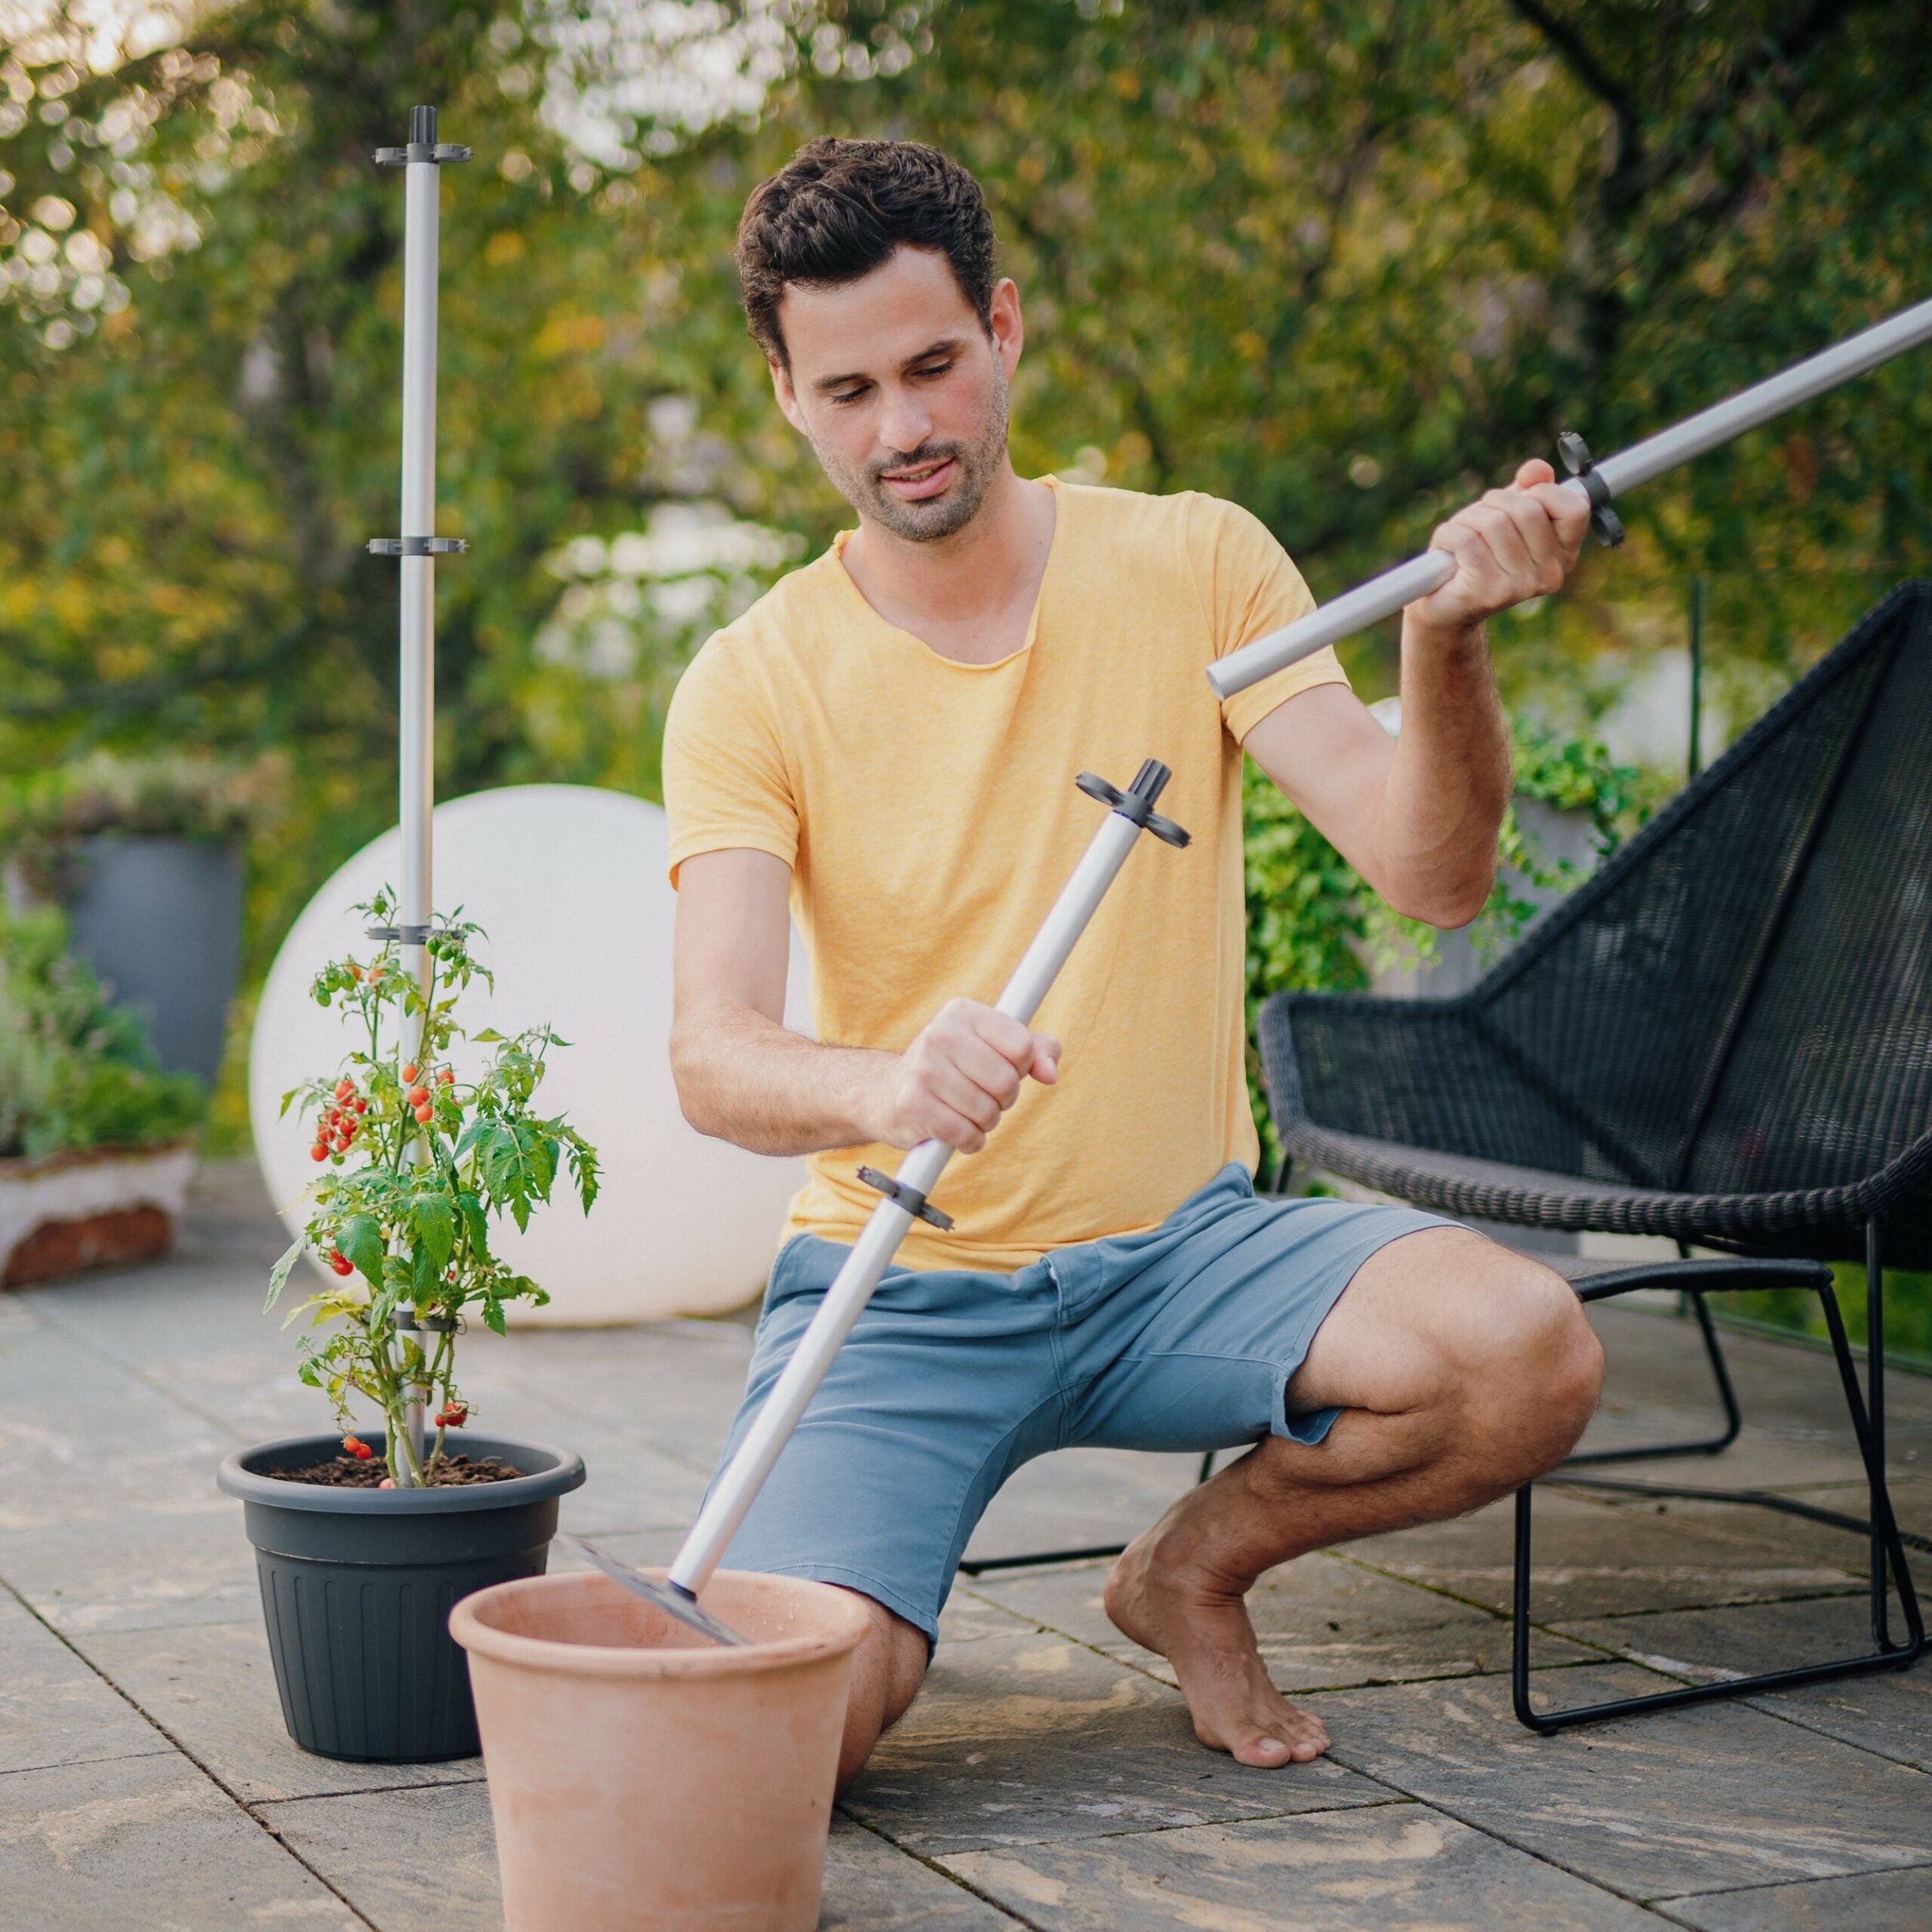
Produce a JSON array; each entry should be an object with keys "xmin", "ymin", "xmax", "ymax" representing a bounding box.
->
[
  {"xmin": 368, "ymin": 537, "xmax": 468, "ymax": 557},
  {"xmin": 374, "ymin": 143, "xmax": 472, "ymax": 165},
  {"xmin": 857, "ymin": 1165, "xmax": 954, "ymax": 1232},
  {"xmin": 366, "ymin": 924, "xmax": 432, "ymax": 946},
  {"xmin": 1075, "ymin": 761, "xmax": 1191, "ymax": 848},
  {"xmin": 374, "ymin": 106, "xmax": 471, "ymax": 168},
  {"xmin": 1556, "ymin": 430, "xmax": 1626, "ymax": 548}
]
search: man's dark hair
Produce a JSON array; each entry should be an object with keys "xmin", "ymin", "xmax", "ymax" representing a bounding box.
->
[{"xmin": 735, "ymin": 137, "xmax": 996, "ymax": 368}]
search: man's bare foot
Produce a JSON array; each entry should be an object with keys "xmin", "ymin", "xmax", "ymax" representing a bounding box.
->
[{"xmin": 1103, "ymin": 1526, "xmax": 1331, "ymax": 1767}]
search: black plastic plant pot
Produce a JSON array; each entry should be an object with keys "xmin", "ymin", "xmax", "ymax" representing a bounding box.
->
[{"xmin": 216, "ymin": 1431, "xmax": 586, "ymax": 1762}]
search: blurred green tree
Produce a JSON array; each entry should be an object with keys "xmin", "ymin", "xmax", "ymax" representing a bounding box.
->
[{"xmin": 2, "ymin": 0, "xmax": 1927, "ymax": 983}]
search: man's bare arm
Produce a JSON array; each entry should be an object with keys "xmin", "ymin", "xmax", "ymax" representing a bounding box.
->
[
  {"xmin": 1243, "ymin": 458, "xmax": 1589, "ymax": 929},
  {"xmin": 669, "ymin": 848, "xmax": 1060, "ymax": 1158}
]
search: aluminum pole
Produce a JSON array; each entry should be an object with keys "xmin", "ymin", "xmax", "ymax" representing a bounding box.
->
[
  {"xmin": 370, "ymin": 106, "xmax": 469, "ymax": 1482},
  {"xmin": 665, "ymin": 764, "xmax": 1190, "ymax": 1604},
  {"xmin": 1207, "ymin": 291, "xmax": 1932, "ymax": 701}
]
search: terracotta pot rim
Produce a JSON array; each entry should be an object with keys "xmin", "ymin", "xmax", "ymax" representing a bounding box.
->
[{"xmin": 450, "ymin": 1568, "xmax": 872, "ymax": 1681}]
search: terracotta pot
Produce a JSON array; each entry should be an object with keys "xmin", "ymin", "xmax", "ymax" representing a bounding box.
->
[{"xmin": 451, "ymin": 1569, "xmax": 870, "ymax": 1932}]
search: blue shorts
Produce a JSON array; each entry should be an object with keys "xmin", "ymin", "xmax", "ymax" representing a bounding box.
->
[{"xmin": 707, "ymin": 1163, "xmax": 1451, "ymax": 1646}]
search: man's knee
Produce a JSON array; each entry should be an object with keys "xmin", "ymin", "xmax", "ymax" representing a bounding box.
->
[
  {"xmin": 1460, "ymin": 1250, "xmax": 1603, "ymax": 1476},
  {"xmin": 835, "ymin": 1592, "xmax": 928, "ymax": 1791}
]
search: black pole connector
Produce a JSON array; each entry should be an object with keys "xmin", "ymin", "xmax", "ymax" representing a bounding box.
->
[
  {"xmin": 1557, "ymin": 430, "xmax": 1626, "ymax": 549},
  {"xmin": 374, "ymin": 103, "xmax": 472, "ymax": 167},
  {"xmin": 857, "ymin": 1166, "xmax": 954, "ymax": 1232},
  {"xmin": 1075, "ymin": 764, "xmax": 1191, "ymax": 848}
]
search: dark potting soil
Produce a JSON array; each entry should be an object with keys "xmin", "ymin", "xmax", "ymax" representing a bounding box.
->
[{"xmin": 272, "ymin": 1453, "xmax": 528, "ymax": 1487}]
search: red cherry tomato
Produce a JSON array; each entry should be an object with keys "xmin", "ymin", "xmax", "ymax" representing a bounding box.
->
[
  {"xmin": 413, "ymin": 1103, "xmax": 434, "ymax": 1125},
  {"xmin": 401, "ymin": 1063, "xmax": 420, "ymax": 1085},
  {"xmin": 310, "ymin": 1145, "xmax": 328, "ymax": 1162},
  {"xmin": 436, "ymin": 1069, "xmax": 454, "ymax": 1086}
]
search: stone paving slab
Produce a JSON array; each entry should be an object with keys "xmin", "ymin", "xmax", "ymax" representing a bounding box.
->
[
  {"xmin": 1349, "ymin": 1486, "xmax": 1864, "ymax": 1626},
  {"xmin": 845, "ymin": 1623, "xmax": 1387, "ymax": 1856},
  {"xmin": 966, "ymin": 1548, "xmax": 1595, "ymax": 1694},
  {"xmin": 254, "ymin": 1783, "xmax": 1026, "ymax": 1932},
  {"xmin": 3, "ymin": 1496, "xmax": 261, "ymax": 1635},
  {"xmin": 70, "ymin": 1618, "xmax": 485, "ymax": 1803},
  {"xmin": 10, "ymin": 1168, "xmax": 1932, "ymax": 1930},
  {"xmin": 0, "ymin": 1589, "xmax": 173, "ymax": 1777},
  {"xmin": 0, "ymin": 1750, "xmax": 362, "ymax": 1931},
  {"xmin": 1558, "ymin": 1484, "xmax": 1901, "ymax": 1573},
  {"xmin": 821, "ymin": 1818, "xmax": 1022, "ymax": 1928},
  {"xmin": 1314, "ymin": 1663, "xmax": 1932, "ymax": 1900},
  {"xmin": 1657, "ymin": 1861, "xmax": 1932, "ymax": 1930},
  {"xmin": 1552, "ymin": 1595, "xmax": 1932, "ymax": 1771},
  {"xmin": 959, "ymin": 1446, "xmax": 1207, "ymax": 1568},
  {"xmin": 257, "ymin": 1777, "xmax": 497, "ymax": 1930},
  {"xmin": 941, "ymin": 1801, "xmax": 1668, "ymax": 1930}
]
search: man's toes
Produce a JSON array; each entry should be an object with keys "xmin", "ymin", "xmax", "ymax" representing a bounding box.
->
[{"xmin": 1226, "ymin": 1727, "xmax": 1294, "ymax": 1767}]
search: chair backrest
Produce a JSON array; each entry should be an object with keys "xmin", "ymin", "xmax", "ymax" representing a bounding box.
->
[{"xmin": 1468, "ymin": 580, "xmax": 1932, "ymax": 1201}]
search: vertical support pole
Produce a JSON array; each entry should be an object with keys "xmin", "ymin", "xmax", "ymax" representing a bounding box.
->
[
  {"xmin": 1687, "ymin": 575, "xmax": 1706, "ymax": 781},
  {"xmin": 1868, "ymin": 1217, "xmax": 1890, "ymax": 1647},
  {"xmin": 395, "ymin": 104, "xmax": 441, "ymax": 1483}
]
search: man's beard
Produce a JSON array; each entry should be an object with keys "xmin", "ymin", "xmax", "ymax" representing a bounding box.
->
[{"xmin": 811, "ymin": 356, "xmax": 1010, "ymax": 543}]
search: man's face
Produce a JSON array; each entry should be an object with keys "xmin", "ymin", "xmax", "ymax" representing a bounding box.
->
[{"xmin": 768, "ymin": 245, "xmax": 1022, "ymax": 543}]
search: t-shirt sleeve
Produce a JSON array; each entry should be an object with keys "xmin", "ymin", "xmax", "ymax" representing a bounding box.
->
[
  {"xmin": 1184, "ymin": 493, "xmax": 1350, "ymax": 744},
  {"xmin": 661, "ymin": 632, "xmax": 798, "ymax": 888}
]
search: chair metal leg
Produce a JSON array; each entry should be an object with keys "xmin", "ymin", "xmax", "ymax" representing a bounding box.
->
[
  {"xmin": 1868, "ymin": 1218, "xmax": 1890, "ymax": 1649},
  {"xmin": 1561, "ymin": 1285, "xmax": 1742, "ymax": 1467},
  {"xmin": 957, "ymin": 1449, "xmax": 1220, "ymax": 1579},
  {"xmin": 1514, "ymin": 1267, "xmax": 1924, "ymax": 1734}
]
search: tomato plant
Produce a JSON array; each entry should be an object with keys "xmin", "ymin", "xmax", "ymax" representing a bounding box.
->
[{"xmin": 264, "ymin": 885, "xmax": 599, "ymax": 1485}]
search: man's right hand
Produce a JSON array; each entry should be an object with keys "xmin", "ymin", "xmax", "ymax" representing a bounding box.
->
[{"xmin": 866, "ymin": 998, "xmax": 1060, "ymax": 1154}]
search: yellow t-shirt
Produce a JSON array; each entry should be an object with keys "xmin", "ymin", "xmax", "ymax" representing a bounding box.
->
[{"xmin": 662, "ymin": 477, "xmax": 1348, "ymax": 1270}]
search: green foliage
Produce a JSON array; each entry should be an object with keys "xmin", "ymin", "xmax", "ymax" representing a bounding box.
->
[
  {"xmin": 1724, "ymin": 1267, "xmax": 1932, "ymax": 1371},
  {"xmin": 3, "ymin": 1, "xmax": 1927, "ymax": 940},
  {"xmin": 0, "ymin": 749, "xmax": 281, "ymax": 904},
  {"xmin": 266, "ymin": 885, "xmax": 598, "ymax": 1482},
  {"xmin": 1242, "ymin": 719, "xmax": 1649, "ymax": 1177},
  {"xmin": 0, "ymin": 902, "xmax": 205, "ymax": 1160}
]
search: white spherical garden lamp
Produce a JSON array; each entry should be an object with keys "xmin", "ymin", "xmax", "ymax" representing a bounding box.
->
[{"xmin": 250, "ymin": 784, "xmax": 808, "ymax": 1323}]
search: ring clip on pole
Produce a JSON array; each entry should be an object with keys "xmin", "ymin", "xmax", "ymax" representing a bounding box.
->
[
  {"xmin": 1555, "ymin": 430, "xmax": 1624, "ymax": 549},
  {"xmin": 1207, "ymin": 288, "xmax": 1932, "ymax": 701},
  {"xmin": 589, "ymin": 761, "xmax": 1191, "ymax": 1647},
  {"xmin": 374, "ymin": 104, "xmax": 473, "ymax": 168}
]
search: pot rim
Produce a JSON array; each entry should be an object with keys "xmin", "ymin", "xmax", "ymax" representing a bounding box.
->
[
  {"xmin": 449, "ymin": 1568, "xmax": 873, "ymax": 1680},
  {"xmin": 217, "ymin": 1429, "xmax": 586, "ymax": 1515}
]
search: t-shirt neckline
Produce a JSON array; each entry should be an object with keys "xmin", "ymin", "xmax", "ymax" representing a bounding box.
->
[{"xmin": 828, "ymin": 474, "xmax": 1066, "ymax": 672}]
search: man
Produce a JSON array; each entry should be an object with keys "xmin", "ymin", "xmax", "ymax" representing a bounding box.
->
[{"xmin": 663, "ymin": 137, "xmax": 1603, "ymax": 1786}]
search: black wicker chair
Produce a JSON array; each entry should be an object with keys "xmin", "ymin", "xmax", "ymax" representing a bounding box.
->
[{"xmin": 1258, "ymin": 580, "xmax": 1932, "ymax": 1731}]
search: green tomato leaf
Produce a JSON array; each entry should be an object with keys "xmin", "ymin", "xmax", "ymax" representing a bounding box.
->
[
  {"xmin": 264, "ymin": 1235, "xmax": 303, "ymax": 1313},
  {"xmin": 340, "ymin": 1214, "xmax": 386, "ymax": 1287},
  {"xmin": 410, "ymin": 1193, "xmax": 456, "ymax": 1275}
]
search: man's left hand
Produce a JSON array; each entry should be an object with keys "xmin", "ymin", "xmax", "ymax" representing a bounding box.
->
[{"xmin": 1405, "ymin": 458, "xmax": 1591, "ymax": 639}]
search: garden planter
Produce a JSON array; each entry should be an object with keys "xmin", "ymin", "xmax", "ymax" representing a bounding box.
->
[
  {"xmin": 450, "ymin": 1569, "xmax": 870, "ymax": 1932},
  {"xmin": 63, "ymin": 833, "xmax": 244, "ymax": 1084},
  {"xmin": 0, "ymin": 1141, "xmax": 197, "ymax": 1287},
  {"xmin": 216, "ymin": 1430, "xmax": 585, "ymax": 1762}
]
